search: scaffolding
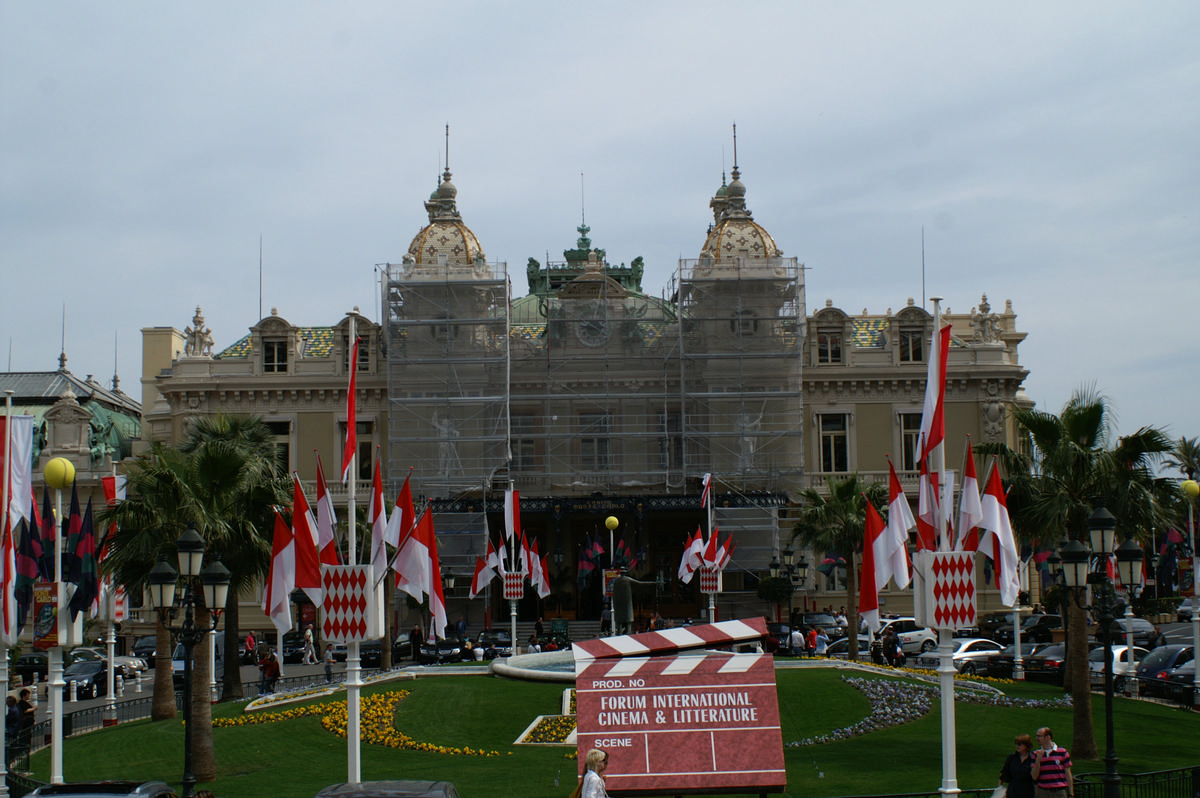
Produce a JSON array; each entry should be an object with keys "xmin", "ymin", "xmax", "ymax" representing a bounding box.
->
[{"xmin": 383, "ymin": 259, "xmax": 510, "ymax": 499}]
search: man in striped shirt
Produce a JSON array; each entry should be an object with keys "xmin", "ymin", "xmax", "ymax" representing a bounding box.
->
[{"xmin": 1030, "ymin": 727, "xmax": 1074, "ymax": 798}]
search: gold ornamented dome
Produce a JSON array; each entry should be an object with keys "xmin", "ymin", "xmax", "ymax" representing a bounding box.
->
[
  {"xmin": 700, "ymin": 165, "xmax": 781, "ymax": 260},
  {"xmin": 405, "ymin": 167, "xmax": 486, "ymax": 265}
]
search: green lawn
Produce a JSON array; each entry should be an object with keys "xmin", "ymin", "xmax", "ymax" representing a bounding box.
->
[{"xmin": 26, "ymin": 668, "xmax": 1200, "ymax": 798}]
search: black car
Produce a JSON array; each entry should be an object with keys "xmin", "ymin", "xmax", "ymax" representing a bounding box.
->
[
  {"xmin": 131, "ymin": 635, "xmax": 159, "ymax": 666},
  {"xmin": 475, "ymin": 630, "xmax": 512, "ymax": 659},
  {"xmin": 765, "ymin": 623, "xmax": 794, "ymax": 651},
  {"xmin": 799, "ymin": 613, "xmax": 845, "ymax": 641},
  {"xmin": 14, "ymin": 651, "xmax": 48, "ymax": 684},
  {"xmin": 1105, "ymin": 617, "xmax": 1166, "ymax": 649},
  {"xmin": 282, "ymin": 631, "xmax": 307, "ymax": 664},
  {"xmin": 1165, "ymin": 661, "xmax": 1194, "ymax": 703},
  {"xmin": 30, "ymin": 781, "xmax": 177, "ymax": 798},
  {"xmin": 315, "ymin": 781, "xmax": 460, "ymax": 798},
  {"xmin": 417, "ymin": 639, "xmax": 464, "ymax": 665},
  {"xmin": 1021, "ymin": 643, "xmax": 1069, "ymax": 684},
  {"xmin": 63, "ymin": 660, "xmax": 109, "ymax": 699},
  {"xmin": 994, "ymin": 614, "xmax": 1062, "ymax": 644},
  {"xmin": 359, "ymin": 637, "xmax": 414, "ymax": 668},
  {"xmin": 985, "ymin": 642, "xmax": 1054, "ymax": 678},
  {"xmin": 976, "ymin": 611, "xmax": 1019, "ymax": 640},
  {"xmin": 1135, "ymin": 644, "xmax": 1194, "ymax": 698}
]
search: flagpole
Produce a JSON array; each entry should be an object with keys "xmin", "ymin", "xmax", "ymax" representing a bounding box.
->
[
  {"xmin": 1, "ymin": 392, "xmax": 11, "ymax": 796},
  {"xmin": 345, "ymin": 313, "xmax": 362, "ymax": 786},
  {"xmin": 508, "ymin": 481, "xmax": 518, "ymax": 654},
  {"xmin": 104, "ymin": 463, "xmax": 118, "ymax": 725},
  {"xmin": 929, "ymin": 296, "xmax": 960, "ymax": 798}
]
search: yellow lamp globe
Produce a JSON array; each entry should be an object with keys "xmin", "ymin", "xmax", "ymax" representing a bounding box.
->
[
  {"xmin": 1183, "ymin": 479, "xmax": 1199, "ymax": 499},
  {"xmin": 44, "ymin": 457, "xmax": 76, "ymax": 490},
  {"xmin": 605, "ymin": 516, "xmax": 619, "ymax": 531}
]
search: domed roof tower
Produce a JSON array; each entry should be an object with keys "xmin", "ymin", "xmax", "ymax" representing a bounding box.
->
[
  {"xmin": 699, "ymin": 129, "xmax": 781, "ymax": 261},
  {"xmin": 404, "ymin": 165, "xmax": 486, "ymax": 268}
]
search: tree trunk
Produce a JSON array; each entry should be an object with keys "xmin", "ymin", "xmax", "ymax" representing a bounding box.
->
[
  {"xmin": 151, "ymin": 616, "xmax": 177, "ymax": 721},
  {"xmin": 1067, "ymin": 599, "xmax": 1097, "ymax": 759},
  {"xmin": 191, "ymin": 606, "xmax": 217, "ymax": 783},
  {"xmin": 846, "ymin": 553, "xmax": 860, "ymax": 660},
  {"xmin": 222, "ymin": 594, "xmax": 242, "ymax": 701}
]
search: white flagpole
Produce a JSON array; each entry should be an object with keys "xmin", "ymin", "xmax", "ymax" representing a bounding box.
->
[
  {"xmin": 345, "ymin": 313, "xmax": 362, "ymax": 785},
  {"xmin": 1, "ymin": 391, "xmax": 11, "ymax": 796}
]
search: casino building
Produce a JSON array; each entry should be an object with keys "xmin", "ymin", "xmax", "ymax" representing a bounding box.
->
[{"xmin": 142, "ymin": 156, "xmax": 1031, "ymax": 629}]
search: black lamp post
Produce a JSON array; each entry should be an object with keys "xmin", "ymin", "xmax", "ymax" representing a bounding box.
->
[
  {"xmin": 769, "ymin": 549, "xmax": 809, "ymax": 626},
  {"xmin": 1053, "ymin": 508, "xmax": 1142, "ymax": 798},
  {"xmin": 148, "ymin": 528, "xmax": 231, "ymax": 798}
]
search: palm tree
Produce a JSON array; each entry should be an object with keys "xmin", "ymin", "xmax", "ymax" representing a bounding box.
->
[
  {"xmin": 993, "ymin": 386, "xmax": 1172, "ymax": 760},
  {"xmin": 1165, "ymin": 435, "xmax": 1199, "ymax": 481},
  {"xmin": 790, "ymin": 474, "xmax": 886, "ymax": 661},
  {"xmin": 100, "ymin": 415, "xmax": 288, "ymax": 783}
]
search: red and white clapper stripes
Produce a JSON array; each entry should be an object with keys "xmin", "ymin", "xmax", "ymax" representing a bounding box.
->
[{"xmin": 573, "ymin": 618, "xmax": 786, "ymax": 794}]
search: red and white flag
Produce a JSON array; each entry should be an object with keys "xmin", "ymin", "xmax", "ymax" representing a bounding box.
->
[
  {"xmin": 530, "ymin": 538, "xmax": 550, "ymax": 598},
  {"xmin": 955, "ymin": 441, "xmax": 984, "ymax": 552},
  {"xmin": 978, "ymin": 463, "xmax": 1020, "ymax": 606},
  {"xmin": 885, "ymin": 461, "xmax": 914, "ymax": 589},
  {"xmin": 700, "ymin": 473, "xmax": 712, "ymax": 509},
  {"xmin": 394, "ymin": 509, "xmax": 447, "ymax": 640},
  {"xmin": 314, "ymin": 453, "xmax": 340, "ymax": 565},
  {"xmin": 470, "ymin": 538, "xmax": 498, "ymax": 598},
  {"xmin": 367, "ymin": 457, "xmax": 388, "ymax": 586},
  {"xmin": 717, "ymin": 538, "xmax": 736, "ymax": 571},
  {"xmin": 383, "ymin": 471, "xmax": 415, "ymax": 551},
  {"xmin": 263, "ymin": 508, "xmax": 296, "ymax": 636},
  {"xmin": 98, "ymin": 475, "xmax": 128, "ymax": 622},
  {"xmin": 915, "ymin": 448, "xmax": 939, "ymax": 551},
  {"xmin": 341, "ymin": 336, "xmax": 361, "ymax": 483},
  {"xmin": 917, "ymin": 324, "xmax": 952, "ymax": 549},
  {"xmin": 702, "ymin": 527, "xmax": 720, "ymax": 568},
  {"xmin": 291, "ymin": 474, "xmax": 323, "ymax": 605},
  {"xmin": 677, "ymin": 526, "xmax": 705, "ymax": 583},
  {"xmin": 504, "ymin": 488, "xmax": 522, "ymax": 546},
  {"xmin": 859, "ymin": 501, "xmax": 888, "ymax": 631}
]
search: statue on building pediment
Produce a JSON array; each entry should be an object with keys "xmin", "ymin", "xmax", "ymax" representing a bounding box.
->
[
  {"xmin": 184, "ymin": 306, "xmax": 215, "ymax": 357},
  {"xmin": 971, "ymin": 295, "xmax": 1002, "ymax": 344}
]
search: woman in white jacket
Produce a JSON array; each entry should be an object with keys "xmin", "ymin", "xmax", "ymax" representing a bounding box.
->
[{"xmin": 582, "ymin": 748, "xmax": 609, "ymax": 798}]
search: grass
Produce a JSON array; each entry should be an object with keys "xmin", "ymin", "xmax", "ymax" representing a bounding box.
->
[{"xmin": 27, "ymin": 667, "xmax": 1200, "ymax": 798}]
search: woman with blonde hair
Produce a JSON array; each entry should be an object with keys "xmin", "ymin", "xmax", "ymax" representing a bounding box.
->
[{"xmin": 581, "ymin": 748, "xmax": 609, "ymax": 798}]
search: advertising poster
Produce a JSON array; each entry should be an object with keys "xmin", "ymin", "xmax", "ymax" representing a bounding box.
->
[{"xmin": 32, "ymin": 581, "xmax": 58, "ymax": 651}]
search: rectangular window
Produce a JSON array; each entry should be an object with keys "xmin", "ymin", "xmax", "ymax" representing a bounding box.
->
[
  {"xmin": 900, "ymin": 413, "xmax": 922, "ymax": 471},
  {"xmin": 819, "ymin": 414, "xmax": 849, "ymax": 473},
  {"xmin": 817, "ymin": 331, "xmax": 842, "ymax": 364},
  {"xmin": 657, "ymin": 411, "xmax": 683, "ymax": 471},
  {"xmin": 580, "ymin": 413, "xmax": 612, "ymax": 471},
  {"xmin": 265, "ymin": 420, "xmax": 291, "ymax": 474},
  {"xmin": 899, "ymin": 330, "xmax": 924, "ymax": 363},
  {"xmin": 343, "ymin": 337, "xmax": 371, "ymax": 372},
  {"xmin": 264, "ymin": 340, "xmax": 288, "ymax": 373},
  {"xmin": 357, "ymin": 421, "xmax": 373, "ymax": 481},
  {"xmin": 511, "ymin": 414, "xmax": 541, "ymax": 472}
]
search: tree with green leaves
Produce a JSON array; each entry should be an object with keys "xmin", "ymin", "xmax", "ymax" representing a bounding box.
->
[
  {"xmin": 99, "ymin": 415, "xmax": 289, "ymax": 783},
  {"xmin": 790, "ymin": 474, "xmax": 886, "ymax": 662},
  {"xmin": 1165, "ymin": 435, "xmax": 1199, "ymax": 481},
  {"xmin": 985, "ymin": 386, "xmax": 1172, "ymax": 760}
]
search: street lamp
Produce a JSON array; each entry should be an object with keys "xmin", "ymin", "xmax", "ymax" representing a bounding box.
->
[
  {"xmin": 1052, "ymin": 508, "xmax": 1141, "ymax": 798},
  {"xmin": 149, "ymin": 529, "xmax": 231, "ymax": 798},
  {"xmin": 1182, "ymin": 479, "xmax": 1199, "ymax": 711}
]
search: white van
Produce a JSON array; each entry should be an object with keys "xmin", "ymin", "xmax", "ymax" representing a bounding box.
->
[{"xmin": 171, "ymin": 634, "xmax": 225, "ymax": 689}]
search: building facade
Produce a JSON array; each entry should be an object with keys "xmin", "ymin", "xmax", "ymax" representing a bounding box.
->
[{"xmin": 142, "ymin": 161, "xmax": 1032, "ymax": 631}]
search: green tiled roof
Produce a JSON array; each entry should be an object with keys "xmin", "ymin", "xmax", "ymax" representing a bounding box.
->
[{"xmin": 852, "ymin": 319, "xmax": 888, "ymax": 348}]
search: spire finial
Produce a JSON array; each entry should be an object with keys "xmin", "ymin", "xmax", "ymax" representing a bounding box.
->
[
  {"xmin": 580, "ymin": 171, "xmax": 586, "ymax": 228},
  {"xmin": 731, "ymin": 122, "xmax": 740, "ymax": 181}
]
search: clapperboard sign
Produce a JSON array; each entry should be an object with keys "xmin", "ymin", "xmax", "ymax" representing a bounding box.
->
[{"xmin": 574, "ymin": 617, "xmax": 785, "ymax": 795}]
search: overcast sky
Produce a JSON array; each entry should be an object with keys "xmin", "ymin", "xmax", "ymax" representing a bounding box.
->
[{"xmin": 2, "ymin": 2, "xmax": 1196, "ymax": 454}]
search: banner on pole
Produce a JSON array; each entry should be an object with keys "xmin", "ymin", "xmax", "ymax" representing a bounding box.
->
[{"xmin": 503, "ymin": 572, "xmax": 523, "ymax": 601}]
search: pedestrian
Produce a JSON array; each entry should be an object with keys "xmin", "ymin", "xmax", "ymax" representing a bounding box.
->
[
  {"xmin": 5, "ymin": 696, "xmax": 19, "ymax": 742},
  {"xmin": 456, "ymin": 615, "xmax": 467, "ymax": 640},
  {"xmin": 814, "ymin": 627, "xmax": 830, "ymax": 656},
  {"xmin": 323, "ymin": 644, "xmax": 335, "ymax": 683},
  {"xmin": 882, "ymin": 628, "xmax": 901, "ymax": 667},
  {"xmin": 302, "ymin": 625, "xmax": 317, "ymax": 665},
  {"xmin": 16, "ymin": 689, "xmax": 35, "ymax": 736},
  {"xmin": 244, "ymin": 629, "xmax": 256, "ymax": 661},
  {"xmin": 1000, "ymin": 733, "xmax": 1036, "ymax": 798},
  {"xmin": 788, "ymin": 626, "xmax": 805, "ymax": 656},
  {"xmin": 409, "ymin": 624, "xmax": 422, "ymax": 661},
  {"xmin": 258, "ymin": 651, "xmax": 280, "ymax": 694},
  {"xmin": 806, "ymin": 625, "xmax": 818, "ymax": 653},
  {"xmin": 534, "ymin": 616, "xmax": 545, "ymax": 638},
  {"xmin": 581, "ymin": 747, "xmax": 610, "ymax": 798},
  {"xmin": 1030, "ymin": 727, "xmax": 1073, "ymax": 798}
]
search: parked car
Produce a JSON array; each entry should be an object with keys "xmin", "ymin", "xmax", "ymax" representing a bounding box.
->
[
  {"xmin": 799, "ymin": 613, "xmax": 845, "ymax": 641},
  {"xmin": 878, "ymin": 617, "xmax": 938, "ymax": 654},
  {"xmin": 282, "ymin": 631, "xmax": 306, "ymax": 664},
  {"xmin": 30, "ymin": 781, "xmax": 178, "ymax": 798},
  {"xmin": 825, "ymin": 636, "xmax": 872, "ymax": 659},
  {"xmin": 131, "ymin": 634, "xmax": 160, "ymax": 665},
  {"xmin": 976, "ymin": 611, "xmax": 1019, "ymax": 640},
  {"xmin": 1021, "ymin": 643, "xmax": 1069, "ymax": 685},
  {"xmin": 475, "ymin": 629, "xmax": 513, "ymax": 659},
  {"xmin": 1135, "ymin": 644, "xmax": 1194, "ymax": 698},
  {"xmin": 65, "ymin": 647, "xmax": 102, "ymax": 665},
  {"xmin": 1104, "ymin": 617, "xmax": 1166, "ymax": 649},
  {"xmin": 765, "ymin": 622, "xmax": 793, "ymax": 651},
  {"xmin": 14, "ymin": 651, "xmax": 48, "ymax": 684},
  {"xmin": 994, "ymin": 614, "xmax": 1062, "ymax": 644},
  {"xmin": 63, "ymin": 660, "xmax": 109, "ymax": 699},
  {"xmin": 985, "ymin": 642, "xmax": 1054, "ymax": 679},
  {"xmin": 315, "ymin": 780, "xmax": 460, "ymax": 798},
  {"xmin": 171, "ymin": 636, "xmax": 225, "ymax": 688},
  {"xmin": 359, "ymin": 636, "xmax": 416, "ymax": 667},
  {"xmin": 1164, "ymin": 661, "xmax": 1194, "ymax": 703},
  {"xmin": 417, "ymin": 639, "xmax": 464, "ymax": 665},
  {"xmin": 1176, "ymin": 597, "xmax": 1198, "ymax": 623},
  {"xmin": 1086, "ymin": 645, "xmax": 1148, "ymax": 691},
  {"xmin": 72, "ymin": 647, "xmax": 148, "ymax": 678},
  {"xmin": 915, "ymin": 638, "xmax": 1004, "ymax": 675}
]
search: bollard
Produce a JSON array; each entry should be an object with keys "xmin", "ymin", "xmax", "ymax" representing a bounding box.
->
[
  {"xmin": 135, "ymin": 672, "xmax": 142, "ymax": 693},
  {"xmin": 68, "ymin": 680, "xmax": 77, "ymax": 703},
  {"xmin": 116, "ymin": 674, "xmax": 124, "ymax": 697}
]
